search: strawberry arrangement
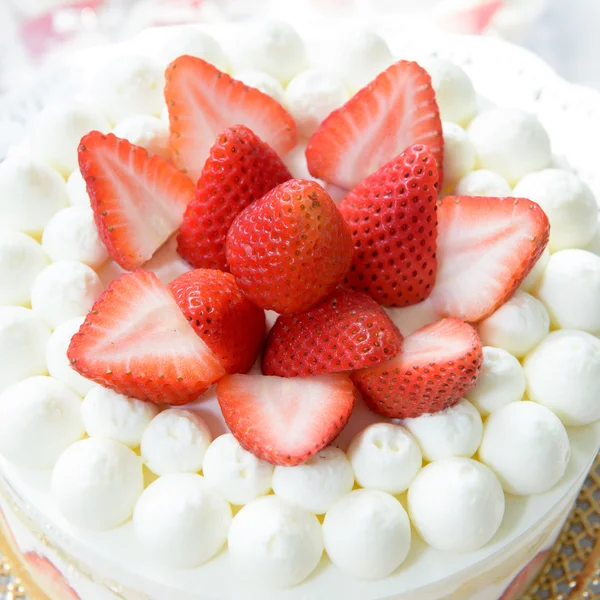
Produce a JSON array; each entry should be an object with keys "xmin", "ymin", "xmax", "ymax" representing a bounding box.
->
[{"xmin": 68, "ymin": 55, "xmax": 550, "ymax": 466}]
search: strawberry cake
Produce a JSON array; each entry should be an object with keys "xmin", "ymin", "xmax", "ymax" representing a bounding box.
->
[{"xmin": 0, "ymin": 19, "xmax": 600, "ymax": 600}]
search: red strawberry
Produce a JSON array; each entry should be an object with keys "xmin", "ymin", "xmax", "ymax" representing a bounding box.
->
[
  {"xmin": 430, "ymin": 196, "xmax": 550, "ymax": 322},
  {"xmin": 24, "ymin": 553, "xmax": 80, "ymax": 600},
  {"xmin": 226, "ymin": 178, "xmax": 354, "ymax": 315},
  {"xmin": 499, "ymin": 550, "xmax": 550, "ymax": 600},
  {"xmin": 339, "ymin": 144, "xmax": 440, "ymax": 307},
  {"xmin": 177, "ymin": 125, "xmax": 292, "ymax": 271},
  {"xmin": 306, "ymin": 60, "xmax": 443, "ymax": 190},
  {"xmin": 352, "ymin": 318, "xmax": 482, "ymax": 419},
  {"xmin": 165, "ymin": 56, "xmax": 298, "ymax": 182},
  {"xmin": 68, "ymin": 270, "xmax": 226, "ymax": 406},
  {"xmin": 168, "ymin": 269, "xmax": 265, "ymax": 374},
  {"xmin": 78, "ymin": 132, "xmax": 195, "ymax": 271},
  {"xmin": 263, "ymin": 288, "xmax": 403, "ymax": 377},
  {"xmin": 217, "ymin": 373, "xmax": 356, "ymax": 465}
]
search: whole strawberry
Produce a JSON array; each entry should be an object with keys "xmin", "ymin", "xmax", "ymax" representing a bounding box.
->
[
  {"xmin": 352, "ymin": 318, "xmax": 482, "ymax": 419},
  {"xmin": 226, "ymin": 178, "xmax": 354, "ymax": 315},
  {"xmin": 177, "ymin": 126, "xmax": 292, "ymax": 271},
  {"xmin": 169, "ymin": 269, "xmax": 265, "ymax": 374},
  {"xmin": 339, "ymin": 144, "xmax": 440, "ymax": 307},
  {"xmin": 263, "ymin": 288, "xmax": 403, "ymax": 377}
]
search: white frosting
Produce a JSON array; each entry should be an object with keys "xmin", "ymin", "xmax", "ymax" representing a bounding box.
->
[
  {"xmin": 0, "ymin": 376, "xmax": 84, "ymax": 469},
  {"xmin": 96, "ymin": 259, "xmax": 126, "ymax": 288},
  {"xmin": 202, "ymin": 433, "xmax": 273, "ymax": 505},
  {"xmin": 0, "ymin": 307, "xmax": 51, "ymax": 392},
  {"xmin": 536, "ymin": 249, "xmax": 600, "ymax": 334},
  {"xmin": 401, "ymin": 399, "xmax": 483, "ymax": 462},
  {"xmin": 229, "ymin": 21, "xmax": 309, "ymax": 84},
  {"xmin": 29, "ymin": 102, "xmax": 110, "ymax": 176},
  {"xmin": 0, "ymin": 231, "xmax": 48, "ymax": 306},
  {"xmin": 519, "ymin": 247, "xmax": 550, "ymax": 293},
  {"xmin": 384, "ymin": 297, "xmax": 440, "ymax": 337},
  {"xmin": 141, "ymin": 409, "xmax": 212, "ymax": 476},
  {"xmin": 478, "ymin": 291, "xmax": 550, "ymax": 358},
  {"xmin": 467, "ymin": 108, "xmax": 551, "ymax": 184},
  {"xmin": 0, "ymin": 155, "xmax": 68, "ymax": 236},
  {"xmin": 478, "ymin": 401, "xmax": 570, "ymax": 495},
  {"xmin": 142, "ymin": 235, "xmax": 192, "ymax": 285},
  {"xmin": 30, "ymin": 260, "xmax": 104, "ymax": 329},
  {"xmin": 66, "ymin": 169, "xmax": 90, "ymax": 208},
  {"xmin": 419, "ymin": 57, "xmax": 476, "ymax": 126},
  {"xmin": 465, "ymin": 347, "xmax": 526, "ymax": 416},
  {"xmin": 82, "ymin": 386, "xmax": 158, "ymax": 448},
  {"xmin": 112, "ymin": 116, "xmax": 170, "ymax": 160},
  {"xmin": 442, "ymin": 121, "xmax": 476, "ymax": 188},
  {"xmin": 407, "ymin": 458, "xmax": 505, "ymax": 552},
  {"xmin": 513, "ymin": 169, "xmax": 598, "ymax": 252},
  {"xmin": 133, "ymin": 474, "xmax": 232, "ymax": 568},
  {"xmin": 46, "ymin": 317, "xmax": 94, "ymax": 397},
  {"xmin": 347, "ymin": 423, "xmax": 422, "ymax": 494},
  {"xmin": 322, "ymin": 489, "xmax": 411, "ymax": 580},
  {"xmin": 586, "ymin": 215, "xmax": 600, "ymax": 256},
  {"xmin": 51, "ymin": 437, "xmax": 143, "ymax": 530},
  {"xmin": 523, "ymin": 330, "xmax": 600, "ymax": 426},
  {"xmin": 228, "ymin": 495, "xmax": 323, "ymax": 588},
  {"xmin": 453, "ymin": 169, "xmax": 512, "ymax": 197},
  {"xmin": 272, "ymin": 447, "xmax": 354, "ymax": 514},
  {"xmin": 42, "ymin": 206, "xmax": 109, "ymax": 269},
  {"xmin": 235, "ymin": 71, "xmax": 286, "ymax": 106},
  {"xmin": 285, "ymin": 69, "xmax": 349, "ymax": 138},
  {"xmin": 282, "ymin": 142, "xmax": 314, "ymax": 181}
]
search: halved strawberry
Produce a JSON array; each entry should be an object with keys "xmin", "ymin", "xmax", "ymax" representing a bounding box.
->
[
  {"xmin": 177, "ymin": 125, "xmax": 292, "ymax": 271},
  {"xmin": 499, "ymin": 550, "xmax": 551, "ymax": 600},
  {"xmin": 68, "ymin": 270, "xmax": 225, "ymax": 406},
  {"xmin": 78, "ymin": 132, "xmax": 195, "ymax": 271},
  {"xmin": 306, "ymin": 60, "xmax": 443, "ymax": 190},
  {"xmin": 217, "ymin": 373, "xmax": 356, "ymax": 465},
  {"xmin": 169, "ymin": 269, "xmax": 265, "ymax": 374},
  {"xmin": 24, "ymin": 553, "xmax": 80, "ymax": 600},
  {"xmin": 165, "ymin": 56, "xmax": 298, "ymax": 182},
  {"xmin": 339, "ymin": 144, "xmax": 440, "ymax": 307},
  {"xmin": 352, "ymin": 318, "xmax": 482, "ymax": 419},
  {"xmin": 430, "ymin": 196, "xmax": 550, "ymax": 322},
  {"xmin": 263, "ymin": 288, "xmax": 403, "ymax": 377}
]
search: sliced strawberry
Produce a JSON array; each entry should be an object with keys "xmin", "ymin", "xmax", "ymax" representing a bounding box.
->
[
  {"xmin": 499, "ymin": 550, "xmax": 551, "ymax": 600},
  {"xmin": 24, "ymin": 553, "xmax": 80, "ymax": 600},
  {"xmin": 169, "ymin": 269, "xmax": 265, "ymax": 374},
  {"xmin": 306, "ymin": 60, "xmax": 443, "ymax": 190},
  {"xmin": 263, "ymin": 288, "xmax": 403, "ymax": 377},
  {"xmin": 217, "ymin": 373, "xmax": 356, "ymax": 465},
  {"xmin": 430, "ymin": 196, "xmax": 550, "ymax": 322},
  {"xmin": 177, "ymin": 125, "xmax": 292, "ymax": 271},
  {"xmin": 352, "ymin": 318, "xmax": 482, "ymax": 419},
  {"xmin": 339, "ymin": 144, "xmax": 440, "ymax": 307},
  {"xmin": 78, "ymin": 132, "xmax": 195, "ymax": 271},
  {"xmin": 165, "ymin": 56, "xmax": 298, "ymax": 182},
  {"xmin": 68, "ymin": 270, "xmax": 225, "ymax": 406},
  {"xmin": 226, "ymin": 178, "xmax": 354, "ymax": 315}
]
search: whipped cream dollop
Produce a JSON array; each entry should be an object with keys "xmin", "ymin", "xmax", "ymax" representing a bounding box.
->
[
  {"xmin": 323, "ymin": 489, "xmax": 411, "ymax": 580},
  {"xmin": 66, "ymin": 169, "xmax": 90, "ymax": 208},
  {"xmin": 524, "ymin": 330, "xmax": 600, "ymax": 426},
  {"xmin": 384, "ymin": 297, "xmax": 440, "ymax": 337},
  {"xmin": 536, "ymin": 249, "xmax": 600, "ymax": 334},
  {"xmin": 272, "ymin": 447, "xmax": 354, "ymax": 514},
  {"xmin": 228, "ymin": 495, "xmax": 323, "ymax": 588},
  {"xmin": 141, "ymin": 409, "xmax": 212, "ymax": 476},
  {"xmin": 31, "ymin": 260, "xmax": 104, "ymax": 329},
  {"xmin": 133, "ymin": 473, "xmax": 232, "ymax": 568},
  {"xmin": 0, "ymin": 307, "xmax": 51, "ymax": 392},
  {"xmin": 465, "ymin": 347, "xmax": 526, "ymax": 416},
  {"xmin": 52, "ymin": 437, "xmax": 143, "ymax": 530},
  {"xmin": 442, "ymin": 122, "xmax": 476, "ymax": 189},
  {"xmin": 82, "ymin": 386, "xmax": 158, "ymax": 448},
  {"xmin": 520, "ymin": 247, "xmax": 550, "ymax": 293},
  {"xmin": 479, "ymin": 401, "xmax": 570, "ymax": 495},
  {"xmin": 142, "ymin": 235, "xmax": 192, "ymax": 285},
  {"xmin": 112, "ymin": 116, "xmax": 170, "ymax": 160},
  {"xmin": 467, "ymin": 108, "xmax": 551, "ymax": 184},
  {"xmin": 0, "ymin": 376, "xmax": 84, "ymax": 469},
  {"xmin": 0, "ymin": 231, "xmax": 48, "ymax": 306},
  {"xmin": 408, "ymin": 458, "xmax": 505, "ymax": 552},
  {"xmin": 347, "ymin": 423, "xmax": 422, "ymax": 494},
  {"xmin": 453, "ymin": 169, "xmax": 512, "ymax": 197},
  {"xmin": 202, "ymin": 433, "xmax": 274, "ymax": 505},
  {"xmin": 586, "ymin": 216, "xmax": 600, "ymax": 256},
  {"xmin": 0, "ymin": 155, "xmax": 68, "ymax": 236},
  {"xmin": 42, "ymin": 207, "xmax": 109, "ymax": 269},
  {"xmin": 401, "ymin": 399, "xmax": 483, "ymax": 462},
  {"xmin": 236, "ymin": 71, "xmax": 286, "ymax": 106},
  {"xmin": 513, "ymin": 169, "xmax": 598, "ymax": 252}
]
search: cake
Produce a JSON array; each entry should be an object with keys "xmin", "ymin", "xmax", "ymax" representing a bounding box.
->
[{"xmin": 0, "ymin": 18, "xmax": 600, "ymax": 600}]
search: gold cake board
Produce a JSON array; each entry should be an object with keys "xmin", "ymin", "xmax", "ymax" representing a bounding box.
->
[{"xmin": 1, "ymin": 455, "xmax": 599, "ymax": 600}]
